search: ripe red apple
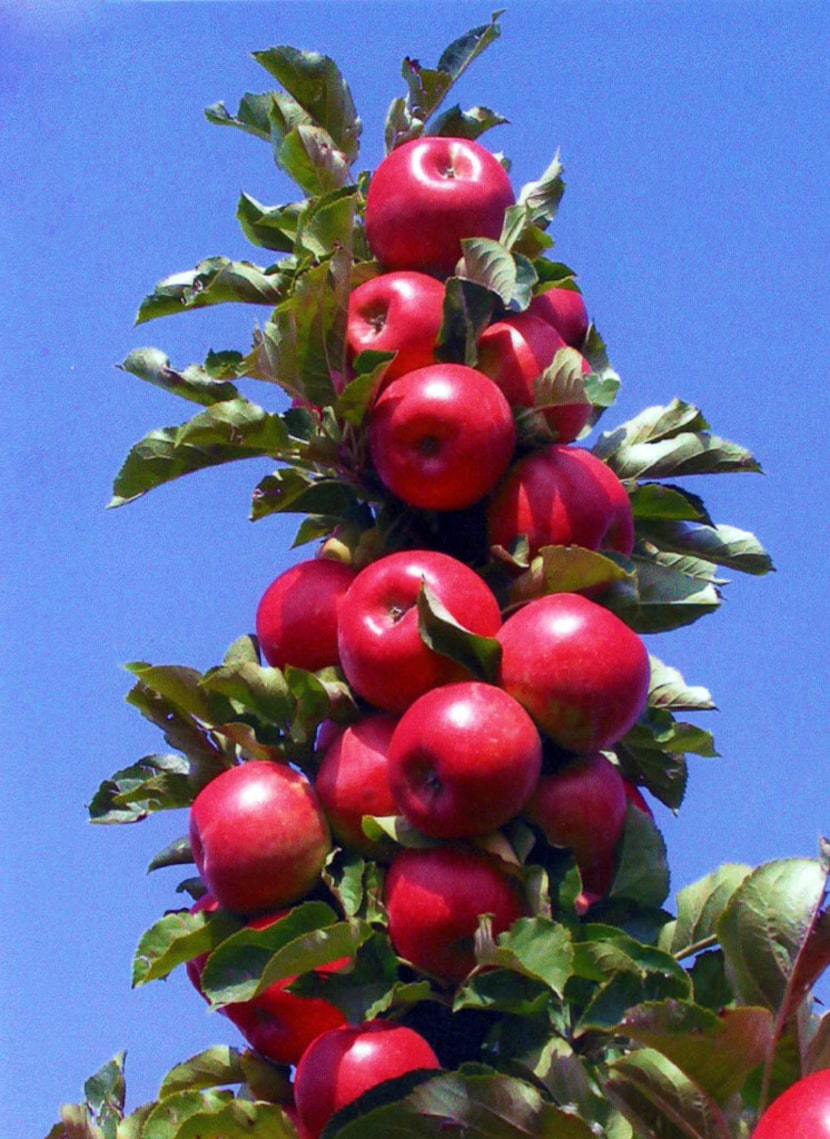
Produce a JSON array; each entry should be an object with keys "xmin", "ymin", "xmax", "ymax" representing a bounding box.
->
[
  {"xmin": 751, "ymin": 1069, "xmax": 830, "ymax": 1138},
  {"xmin": 189, "ymin": 761, "xmax": 331, "ymax": 915},
  {"xmin": 337, "ymin": 549, "xmax": 502, "ymax": 714},
  {"xmin": 347, "ymin": 271, "xmax": 446, "ymax": 384},
  {"xmin": 388, "ymin": 681, "xmax": 542, "ymax": 839},
  {"xmin": 528, "ymin": 286, "xmax": 589, "ymax": 348},
  {"xmin": 185, "ymin": 896, "xmax": 347, "ymax": 1066},
  {"xmin": 476, "ymin": 311, "xmax": 592, "ymax": 443},
  {"xmin": 293, "ymin": 1020, "xmax": 441, "ymax": 1139},
  {"xmin": 487, "ymin": 444, "xmax": 635, "ymax": 560},
  {"xmin": 384, "ymin": 844, "xmax": 525, "ymax": 982},
  {"xmin": 497, "ymin": 592, "xmax": 651, "ymax": 753},
  {"xmin": 255, "ymin": 558, "xmax": 357, "ymax": 672},
  {"xmin": 367, "ymin": 362, "xmax": 516, "ymax": 512},
  {"xmin": 314, "ymin": 713, "xmax": 399, "ymax": 854},
  {"xmin": 526, "ymin": 753, "xmax": 628, "ymax": 910},
  {"xmin": 364, "ymin": 136, "xmax": 515, "ymax": 277}
]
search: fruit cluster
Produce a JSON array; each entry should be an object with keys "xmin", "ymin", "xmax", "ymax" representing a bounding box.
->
[
  {"xmin": 68, "ymin": 23, "xmax": 826, "ymax": 1139},
  {"xmin": 183, "ymin": 133, "xmax": 657, "ymax": 1137}
]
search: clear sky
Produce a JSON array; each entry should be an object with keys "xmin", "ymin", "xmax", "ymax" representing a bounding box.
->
[{"xmin": 2, "ymin": 2, "xmax": 829, "ymax": 1136}]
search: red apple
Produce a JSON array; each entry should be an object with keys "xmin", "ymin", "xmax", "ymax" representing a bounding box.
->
[
  {"xmin": 367, "ymin": 363, "xmax": 516, "ymax": 512},
  {"xmin": 751, "ymin": 1069, "xmax": 830, "ymax": 1138},
  {"xmin": 388, "ymin": 681, "xmax": 542, "ymax": 839},
  {"xmin": 347, "ymin": 271, "xmax": 446, "ymax": 384},
  {"xmin": 497, "ymin": 593, "xmax": 651, "ymax": 753},
  {"xmin": 337, "ymin": 549, "xmax": 502, "ymax": 714},
  {"xmin": 255, "ymin": 558, "xmax": 356, "ymax": 672},
  {"xmin": 365, "ymin": 136, "xmax": 515, "ymax": 277},
  {"xmin": 487, "ymin": 444, "xmax": 635, "ymax": 560},
  {"xmin": 526, "ymin": 753, "xmax": 628, "ymax": 910},
  {"xmin": 476, "ymin": 311, "xmax": 592, "ymax": 443},
  {"xmin": 293, "ymin": 1020, "xmax": 440, "ymax": 1139},
  {"xmin": 528, "ymin": 286, "xmax": 589, "ymax": 348},
  {"xmin": 189, "ymin": 761, "xmax": 331, "ymax": 915},
  {"xmin": 185, "ymin": 896, "xmax": 347, "ymax": 1066},
  {"xmin": 384, "ymin": 844, "xmax": 525, "ymax": 982},
  {"xmin": 315, "ymin": 713, "xmax": 399, "ymax": 854}
]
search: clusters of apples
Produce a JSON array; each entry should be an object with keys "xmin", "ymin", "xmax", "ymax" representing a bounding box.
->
[{"xmin": 184, "ymin": 135, "xmax": 655, "ymax": 1137}]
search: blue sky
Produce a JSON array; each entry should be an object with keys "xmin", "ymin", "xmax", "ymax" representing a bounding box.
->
[{"xmin": 3, "ymin": 2, "xmax": 829, "ymax": 1135}]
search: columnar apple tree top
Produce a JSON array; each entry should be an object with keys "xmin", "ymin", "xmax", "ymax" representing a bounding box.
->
[{"xmin": 49, "ymin": 14, "xmax": 829, "ymax": 1139}]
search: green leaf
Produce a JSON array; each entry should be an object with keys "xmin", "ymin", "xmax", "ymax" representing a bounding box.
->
[
  {"xmin": 605, "ymin": 1048, "xmax": 733, "ymax": 1139},
  {"xmin": 435, "ymin": 14, "xmax": 504, "ymax": 82},
  {"xmin": 604, "ymin": 552, "xmax": 722, "ymax": 634},
  {"xmin": 716, "ymin": 857, "xmax": 829, "ymax": 1013},
  {"xmin": 200, "ymin": 661, "xmax": 293, "ymax": 726},
  {"xmin": 416, "ymin": 581, "xmax": 502, "ymax": 683},
  {"xmin": 135, "ymin": 257, "xmax": 288, "ymax": 325},
  {"xmin": 124, "ymin": 663, "xmax": 235, "ymax": 725},
  {"xmin": 429, "ymin": 103, "xmax": 508, "ymax": 140},
  {"xmin": 629, "ymin": 483, "xmax": 712, "ymax": 524},
  {"xmin": 252, "ymin": 46, "xmax": 361, "ymax": 162},
  {"xmin": 658, "ymin": 864, "xmax": 752, "ymax": 958},
  {"xmin": 205, "ymin": 92, "xmax": 276, "ymax": 141},
  {"xmin": 132, "ymin": 908, "xmax": 242, "ymax": 987},
  {"xmin": 460, "ymin": 238, "xmax": 537, "ymax": 312},
  {"xmin": 610, "ymin": 805, "xmax": 671, "ymax": 910},
  {"xmin": 139, "ymin": 1091, "xmax": 295, "ymax": 1139},
  {"xmin": 618, "ymin": 1001, "xmax": 774, "ymax": 1105},
  {"xmin": 296, "ymin": 186, "xmax": 358, "ymax": 260},
  {"xmin": 88, "ymin": 754, "xmax": 195, "ymax": 824},
  {"xmin": 236, "ymin": 193, "xmax": 304, "ymax": 252},
  {"xmin": 157, "ymin": 1046, "xmax": 244, "ymax": 1099},
  {"xmin": 328, "ymin": 1069, "xmax": 596, "ymax": 1139},
  {"xmin": 249, "ymin": 254, "xmax": 350, "ymax": 406},
  {"xmin": 647, "ymin": 657, "xmax": 716, "ymax": 713},
  {"xmin": 505, "ymin": 546, "xmax": 633, "ymax": 609},
  {"xmin": 251, "ymin": 468, "xmax": 360, "ymax": 522},
  {"xmin": 200, "ymin": 902, "xmax": 369, "ymax": 1006},
  {"xmin": 475, "ymin": 916, "xmax": 574, "ymax": 996},
  {"xmin": 119, "ymin": 348, "xmax": 239, "ymax": 407},
  {"xmin": 125, "ymin": 682, "xmax": 230, "ymax": 783},
  {"xmin": 288, "ymin": 929, "xmax": 414, "ymax": 1023},
  {"xmin": 639, "ymin": 520, "xmax": 775, "ymax": 576},
  {"xmin": 147, "ymin": 835, "xmax": 194, "ymax": 873},
  {"xmin": 278, "ymin": 124, "xmax": 351, "ymax": 197},
  {"xmin": 81, "ymin": 1053, "xmax": 126, "ymax": 1139},
  {"xmin": 516, "ymin": 151, "xmax": 565, "ymax": 230},
  {"xmin": 615, "ymin": 736, "xmax": 688, "ymax": 811},
  {"xmin": 434, "ymin": 276, "xmax": 496, "ymax": 367},
  {"xmin": 109, "ymin": 398, "xmax": 294, "ymax": 507},
  {"xmin": 334, "ymin": 351, "xmax": 395, "ymax": 426}
]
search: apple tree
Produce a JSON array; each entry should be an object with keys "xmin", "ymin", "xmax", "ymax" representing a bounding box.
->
[{"xmin": 47, "ymin": 14, "xmax": 829, "ymax": 1139}]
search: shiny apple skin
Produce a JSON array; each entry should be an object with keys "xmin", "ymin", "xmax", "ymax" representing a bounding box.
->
[
  {"xmin": 347, "ymin": 271, "xmax": 445, "ymax": 384},
  {"xmin": 314, "ymin": 713, "xmax": 399, "ymax": 855},
  {"xmin": 487, "ymin": 444, "xmax": 635, "ymax": 560},
  {"xmin": 365, "ymin": 136, "xmax": 515, "ymax": 277},
  {"xmin": 497, "ymin": 593, "xmax": 651, "ymax": 753},
  {"xmin": 189, "ymin": 761, "xmax": 331, "ymax": 915},
  {"xmin": 476, "ymin": 311, "xmax": 592, "ymax": 443},
  {"xmin": 185, "ymin": 897, "xmax": 347, "ymax": 1066},
  {"xmin": 528, "ymin": 286, "xmax": 590, "ymax": 348},
  {"xmin": 526, "ymin": 753, "xmax": 628, "ymax": 908},
  {"xmin": 255, "ymin": 558, "xmax": 357, "ymax": 672},
  {"xmin": 751, "ymin": 1069, "xmax": 830, "ymax": 1139},
  {"xmin": 388, "ymin": 681, "xmax": 542, "ymax": 839},
  {"xmin": 368, "ymin": 363, "xmax": 516, "ymax": 511},
  {"xmin": 337, "ymin": 550, "xmax": 502, "ymax": 714},
  {"xmin": 293, "ymin": 1020, "xmax": 440, "ymax": 1139},
  {"xmin": 384, "ymin": 844, "xmax": 525, "ymax": 982}
]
